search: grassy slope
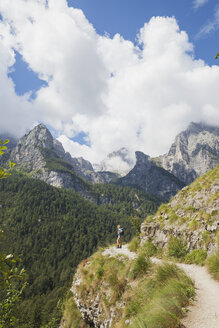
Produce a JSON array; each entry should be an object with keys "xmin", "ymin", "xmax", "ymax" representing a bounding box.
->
[
  {"xmin": 66, "ymin": 244, "xmax": 195, "ymax": 328},
  {"xmin": 148, "ymin": 165, "xmax": 219, "ymax": 228},
  {"xmin": 142, "ymin": 166, "xmax": 219, "ymax": 277}
]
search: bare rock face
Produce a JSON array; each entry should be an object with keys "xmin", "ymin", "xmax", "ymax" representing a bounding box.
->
[
  {"xmin": 158, "ymin": 122, "xmax": 219, "ymax": 185},
  {"xmin": 9, "ymin": 124, "xmax": 118, "ymax": 189},
  {"xmin": 117, "ymin": 151, "xmax": 185, "ymax": 201},
  {"xmin": 10, "ymin": 124, "xmax": 54, "ymax": 172}
]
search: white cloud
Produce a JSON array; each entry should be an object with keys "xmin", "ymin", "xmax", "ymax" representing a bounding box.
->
[
  {"xmin": 0, "ymin": 1, "xmax": 219, "ymax": 165},
  {"xmin": 197, "ymin": 7, "xmax": 219, "ymax": 37},
  {"xmin": 193, "ymin": 0, "xmax": 209, "ymax": 10}
]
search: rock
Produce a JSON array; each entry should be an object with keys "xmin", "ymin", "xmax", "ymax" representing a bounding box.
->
[
  {"xmin": 157, "ymin": 122, "xmax": 219, "ymax": 185},
  {"xmin": 140, "ymin": 166, "xmax": 219, "ymax": 255},
  {"xmin": 117, "ymin": 151, "xmax": 185, "ymax": 201},
  {"xmin": 8, "ymin": 124, "xmax": 120, "ymax": 197}
]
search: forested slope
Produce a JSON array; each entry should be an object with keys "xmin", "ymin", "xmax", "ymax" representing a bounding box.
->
[{"xmin": 0, "ymin": 171, "xmax": 160, "ymax": 327}]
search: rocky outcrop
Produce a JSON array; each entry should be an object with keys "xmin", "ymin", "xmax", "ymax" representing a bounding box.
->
[
  {"xmin": 158, "ymin": 122, "xmax": 219, "ymax": 185},
  {"xmin": 141, "ymin": 220, "xmax": 218, "ymax": 255},
  {"xmin": 117, "ymin": 151, "xmax": 185, "ymax": 201},
  {"xmin": 141, "ymin": 165, "xmax": 219, "ymax": 254},
  {"xmin": 71, "ymin": 270, "xmax": 116, "ymax": 328}
]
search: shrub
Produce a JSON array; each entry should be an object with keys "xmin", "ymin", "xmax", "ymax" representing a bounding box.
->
[
  {"xmin": 202, "ymin": 231, "xmax": 211, "ymax": 246},
  {"xmin": 155, "ymin": 263, "xmax": 180, "ymax": 283},
  {"xmin": 167, "ymin": 236, "xmax": 188, "ymax": 259},
  {"xmin": 96, "ymin": 267, "xmax": 104, "ymax": 279},
  {"xmin": 140, "ymin": 241, "xmax": 157, "ymax": 257},
  {"xmin": 61, "ymin": 296, "xmax": 89, "ymax": 328},
  {"xmin": 128, "ymin": 237, "xmax": 140, "ymax": 252},
  {"xmin": 130, "ymin": 254, "xmax": 151, "ymax": 279},
  {"xmin": 184, "ymin": 249, "xmax": 207, "ymax": 265},
  {"xmin": 188, "ymin": 218, "xmax": 200, "ymax": 231},
  {"xmin": 207, "ymin": 252, "xmax": 219, "ymax": 281}
]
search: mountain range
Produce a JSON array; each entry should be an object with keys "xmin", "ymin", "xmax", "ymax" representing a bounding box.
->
[
  {"xmin": 2, "ymin": 121, "xmax": 219, "ymax": 201},
  {"xmin": 0, "ymin": 120, "xmax": 218, "ymax": 328}
]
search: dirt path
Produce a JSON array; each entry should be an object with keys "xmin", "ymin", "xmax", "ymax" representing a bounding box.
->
[{"xmin": 102, "ymin": 245, "xmax": 219, "ymax": 328}]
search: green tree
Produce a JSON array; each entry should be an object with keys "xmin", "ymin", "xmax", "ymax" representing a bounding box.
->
[{"xmin": 0, "ymin": 139, "xmax": 26, "ymax": 328}]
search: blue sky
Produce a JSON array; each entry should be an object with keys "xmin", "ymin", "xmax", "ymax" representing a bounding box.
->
[
  {"xmin": 69, "ymin": 0, "xmax": 219, "ymax": 64},
  {"xmin": 0, "ymin": 0, "xmax": 219, "ymax": 164}
]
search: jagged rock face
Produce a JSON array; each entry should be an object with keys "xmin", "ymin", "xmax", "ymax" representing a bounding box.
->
[
  {"xmin": 158, "ymin": 122, "xmax": 219, "ymax": 185},
  {"xmin": 71, "ymin": 270, "xmax": 115, "ymax": 328},
  {"xmin": 141, "ymin": 166, "xmax": 219, "ymax": 254},
  {"xmin": 117, "ymin": 151, "xmax": 185, "ymax": 201},
  {"xmin": 10, "ymin": 124, "xmax": 53, "ymax": 171},
  {"xmin": 9, "ymin": 123, "xmax": 118, "ymax": 187},
  {"xmin": 94, "ymin": 147, "xmax": 135, "ymax": 176}
]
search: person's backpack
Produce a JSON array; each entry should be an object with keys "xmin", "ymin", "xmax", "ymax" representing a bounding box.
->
[{"xmin": 119, "ymin": 227, "xmax": 124, "ymax": 236}]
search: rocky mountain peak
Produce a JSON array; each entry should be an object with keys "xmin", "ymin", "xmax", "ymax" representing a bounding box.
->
[
  {"xmin": 158, "ymin": 122, "xmax": 219, "ymax": 184},
  {"xmin": 117, "ymin": 150, "xmax": 184, "ymax": 201},
  {"xmin": 24, "ymin": 123, "xmax": 54, "ymax": 149},
  {"xmin": 135, "ymin": 151, "xmax": 151, "ymax": 166}
]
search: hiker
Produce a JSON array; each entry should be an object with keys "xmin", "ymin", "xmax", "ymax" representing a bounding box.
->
[{"xmin": 117, "ymin": 225, "xmax": 124, "ymax": 248}]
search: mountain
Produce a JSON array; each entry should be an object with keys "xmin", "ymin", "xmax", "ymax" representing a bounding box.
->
[
  {"xmin": 157, "ymin": 122, "xmax": 219, "ymax": 185},
  {"xmin": 117, "ymin": 151, "xmax": 185, "ymax": 201},
  {"xmin": 141, "ymin": 164, "xmax": 219, "ymax": 254},
  {"xmin": 93, "ymin": 147, "xmax": 135, "ymax": 176},
  {"xmin": 8, "ymin": 124, "xmax": 119, "ymax": 199}
]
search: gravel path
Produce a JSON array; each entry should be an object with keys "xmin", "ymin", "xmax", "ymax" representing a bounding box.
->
[{"xmin": 102, "ymin": 245, "xmax": 219, "ymax": 328}]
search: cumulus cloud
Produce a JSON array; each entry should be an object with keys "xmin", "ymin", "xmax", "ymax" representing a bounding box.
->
[{"xmin": 0, "ymin": 0, "xmax": 219, "ymax": 165}]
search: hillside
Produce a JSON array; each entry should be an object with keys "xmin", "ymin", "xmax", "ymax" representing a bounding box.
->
[
  {"xmin": 61, "ymin": 245, "xmax": 195, "ymax": 328},
  {"xmin": 141, "ymin": 165, "xmax": 219, "ymax": 254},
  {"xmin": 0, "ymin": 171, "xmax": 160, "ymax": 328},
  {"xmin": 61, "ymin": 167, "xmax": 219, "ymax": 328}
]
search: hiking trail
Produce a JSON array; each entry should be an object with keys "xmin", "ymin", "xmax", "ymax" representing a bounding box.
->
[{"xmin": 102, "ymin": 245, "xmax": 219, "ymax": 328}]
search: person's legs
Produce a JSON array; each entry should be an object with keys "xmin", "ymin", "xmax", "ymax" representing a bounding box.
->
[{"xmin": 117, "ymin": 236, "xmax": 120, "ymax": 248}]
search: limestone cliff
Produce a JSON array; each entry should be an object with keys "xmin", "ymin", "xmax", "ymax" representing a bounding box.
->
[{"xmin": 157, "ymin": 122, "xmax": 219, "ymax": 185}]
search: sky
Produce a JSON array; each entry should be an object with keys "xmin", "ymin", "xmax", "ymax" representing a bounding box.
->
[{"xmin": 0, "ymin": 0, "xmax": 219, "ymax": 165}]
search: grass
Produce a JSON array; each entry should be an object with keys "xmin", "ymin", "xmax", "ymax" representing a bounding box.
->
[
  {"xmin": 128, "ymin": 237, "xmax": 140, "ymax": 252},
  {"xmin": 130, "ymin": 254, "xmax": 151, "ymax": 279},
  {"xmin": 206, "ymin": 252, "xmax": 219, "ymax": 281},
  {"xmin": 140, "ymin": 241, "xmax": 157, "ymax": 257},
  {"xmin": 184, "ymin": 249, "xmax": 207, "ymax": 265},
  {"xmin": 61, "ymin": 295, "xmax": 89, "ymax": 328},
  {"xmin": 126, "ymin": 263, "xmax": 195, "ymax": 328},
  {"xmin": 69, "ymin": 246, "xmax": 195, "ymax": 328},
  {"xmin": 167, "ymin": 236, "xmax": 188, "ymax": 260}
]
